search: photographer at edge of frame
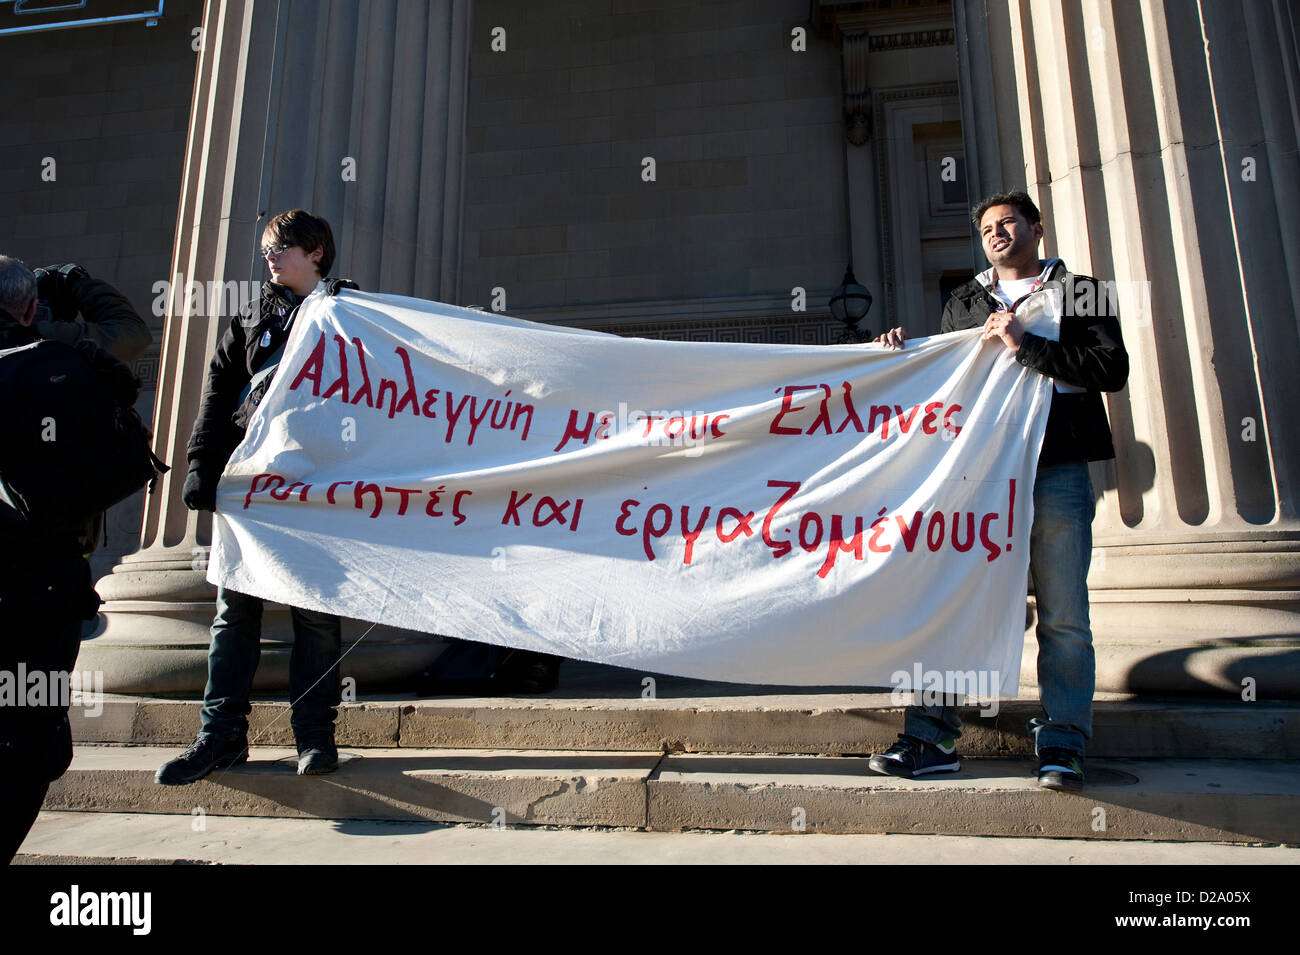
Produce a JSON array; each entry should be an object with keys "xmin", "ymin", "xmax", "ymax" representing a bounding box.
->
[
  {"xmin": 0, "ymin": 255, "xmax": 146, "ymax": 862},
  {"xmin": 155, "ymin": 209, "xmax": 359, "ymax": 787},
  {"xmin": 866, "ymin": 189, "xmax": 1129, "ymax": 792}
]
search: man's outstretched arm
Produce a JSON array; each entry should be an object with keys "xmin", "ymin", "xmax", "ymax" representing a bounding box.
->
[{"xmin": 36, "ymin": 264, "xmax": 152, "ymax": 364}]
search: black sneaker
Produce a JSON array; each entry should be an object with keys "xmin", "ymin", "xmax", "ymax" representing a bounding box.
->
[
  {"xmin": 1037, "ymin": 747, "xmax": 1085, "ymax": 791},
  {"xmin": 296, "ymin": 737, "xmax": 338, "ymax": 775},
  {"xmin": 868, "ymin": 735, "xmax": 961, "ymax": 778},
  {"xmin": 155, "ymin": 733, "xmax": 248, "ymax": 786}
]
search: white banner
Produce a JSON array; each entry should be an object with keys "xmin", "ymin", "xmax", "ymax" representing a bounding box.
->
[{"xmin": 210, "ymin": 291, "xmax": 1053, "ymax": 694}]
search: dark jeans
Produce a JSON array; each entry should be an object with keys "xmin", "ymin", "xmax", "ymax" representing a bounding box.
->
[{"xmin": 199, "ymin": 585, "xmax": 342, "ymax": 742}]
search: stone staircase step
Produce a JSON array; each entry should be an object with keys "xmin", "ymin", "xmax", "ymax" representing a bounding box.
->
[
  {"xmin": 18, "ymin": 812, "xmax": 1300, "ymax": 865},
  {"xmin": 648, "ymin": 754, "xmax": 1300, "ymax": 843},
  {"xmin": 46, "ymin": 745, "xmax": 1300, "ymax": 843},
  {"xmin": 49, "ymin": 746, "xmax": 656, "ymax": 829},
  {"xmin": 69, "ymin": 693, "xmax": 1300, "ymax": 759}
]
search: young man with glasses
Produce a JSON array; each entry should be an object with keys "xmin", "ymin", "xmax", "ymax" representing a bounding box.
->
[{"xmin": 157, "ymin": 209, "xmax": 358, "ymax": 785}]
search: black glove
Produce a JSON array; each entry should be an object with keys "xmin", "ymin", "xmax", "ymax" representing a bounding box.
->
[
  {"xmin": 324, "ymin": 278, "xmax": 359, "ymax": 297},
  {"xmin": 181, "ymin": 466, "xmax": 219, "ymax": 512}
]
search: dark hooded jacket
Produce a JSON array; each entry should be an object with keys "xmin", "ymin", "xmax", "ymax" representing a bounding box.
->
[{"xmin": 186, "ymin": 281, "xmax": 305, "ymax": 474}]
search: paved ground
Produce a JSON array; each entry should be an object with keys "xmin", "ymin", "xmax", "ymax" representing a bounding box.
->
[{"xmin": 16, "ymin": 812, "xmax": 1298, "ymax": 865}]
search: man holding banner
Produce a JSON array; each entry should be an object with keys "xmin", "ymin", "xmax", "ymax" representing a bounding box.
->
[
  {"xmin": 869, "ymin": 190, "xmax": 1129, "ymax": 790},
  {"xmin": 156, "ymin": 210, "xmax": 357, "ymax": 786}
]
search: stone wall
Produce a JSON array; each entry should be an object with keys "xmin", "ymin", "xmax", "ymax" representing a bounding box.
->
[
  {"xmin": 0, "ymin": 1, "xmax": 203, "ymax": 344},
  {"xmin": 0, "ymin": 0, "xmax": 204, "ymax": 574},
  {"xmin": 462, "ymin": 0, "xmax": 848, "ymax": 340}
]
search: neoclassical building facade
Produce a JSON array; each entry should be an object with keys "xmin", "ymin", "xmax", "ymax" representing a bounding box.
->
[{"xmin": 3, "ymin": 0, "xmax": 1295, "ymax": 698}]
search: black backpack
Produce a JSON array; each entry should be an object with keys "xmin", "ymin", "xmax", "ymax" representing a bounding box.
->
[{"xmin": 0, "ymin": 338, "xmax": 168, "ymax": 538}]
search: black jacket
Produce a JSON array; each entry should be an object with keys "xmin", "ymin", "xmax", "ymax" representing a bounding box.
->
[
  {"xmin": 0, "ymin": 315, "xmax": 116, "ymax": 781},
  {"xmin": 187, "ymin": 281, "xmax": 305, "ymax": 473},
  {"xmin": 941, "ymin": 260, "xmax": 1128, "ymax": 466},
  {"xmin": 35, "ymin": 263, "xmax": 151, "ymax": 364},
  {"xmin": 0, "ymin": 311, "xmax": 142, "ymax": 555}
]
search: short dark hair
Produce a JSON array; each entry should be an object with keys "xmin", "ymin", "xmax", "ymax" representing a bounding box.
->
[
  {"xmin": 0, "ymin": 255, "xmax": 36, "ymax": 320},
  {"xmin": 971, "ymin": 190, "xmax": 1041, "ymax": 228},
  {"xmin": 263, "ymin": 209, "xmax": 336, "ymax": 277}
]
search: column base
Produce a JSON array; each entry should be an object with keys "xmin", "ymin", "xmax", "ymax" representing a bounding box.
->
[
  {"xmin": 84, "ymin": 549, "xmax": 447, "ymax": 695},
  {"xmin": 1021, "ymin": 536, "xmax": 1300, "ymax": 698}
]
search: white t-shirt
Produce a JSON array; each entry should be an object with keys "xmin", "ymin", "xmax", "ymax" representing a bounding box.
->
[
  {"xmin": 991, "ymin": 274, "xmax": 1084, "ymax": 394},
  {"xmin": 990, "ymin": 276, "xmax": 1039, "ymax": 309}
]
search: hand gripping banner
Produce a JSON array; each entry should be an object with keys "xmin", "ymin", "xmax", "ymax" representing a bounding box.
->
[{"xmin": 210, "ymin": 290, "xmax": 1052, "ymax": 694}]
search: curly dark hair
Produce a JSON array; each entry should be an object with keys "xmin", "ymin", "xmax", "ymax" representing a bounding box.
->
[{"xmin": 971, "ymin": 190, "xmax": 1041, "ymax": 228}]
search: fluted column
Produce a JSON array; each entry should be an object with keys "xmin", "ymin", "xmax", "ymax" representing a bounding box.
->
[
  {"xmin": 84, "ymin": 0, "xmax": 472, "ymax": 692},
  {"xmin": 955, "ymin": 0, "xmax": 1300, "ymax": 696}
]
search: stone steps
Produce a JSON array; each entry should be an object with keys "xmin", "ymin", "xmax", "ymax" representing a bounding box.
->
[
  {"xmin": 71, "ymin": 692, "xmax": 1300, "ymax": 759},
  {"xmin": 46, "ymin": 745, "xmax": 1300, "ymax": 843},
  {"xmin": 57, "ymin": 665, "xmax": 1297, "ymax": 847}
]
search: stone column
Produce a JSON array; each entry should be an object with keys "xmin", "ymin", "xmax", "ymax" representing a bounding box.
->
[
  {"xmin": 83, "ymin": 0, "xmax": 472, "ymax": 693},
  {"xmin": 954, "ymin": 0, "xmax": 1300, "ymax": 697}
]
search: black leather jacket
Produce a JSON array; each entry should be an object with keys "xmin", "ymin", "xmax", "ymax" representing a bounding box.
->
[{"xmin": 940, "ymin": 260, "xmax": 1129, "ymax": 466}]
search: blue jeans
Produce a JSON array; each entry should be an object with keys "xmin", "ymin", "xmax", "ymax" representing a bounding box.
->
[
  {"xmin": 903, "ymin": 461, "xmax": 1097, "ymax": 755},
  {"xmin": 199, "ymin": 585, "xmax": 343, "ymax": 742}
]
